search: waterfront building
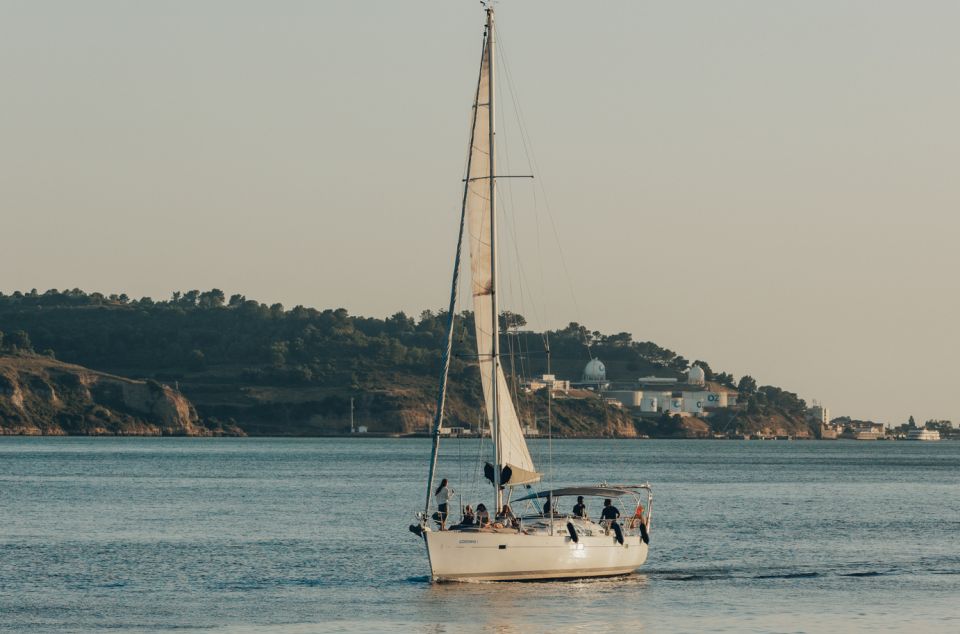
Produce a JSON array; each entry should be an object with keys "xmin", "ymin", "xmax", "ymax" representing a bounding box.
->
[
  {"xmin": 607, "ymin": 364, "xmax": 738, "ymax": 416},
  {"xmin": 524, "ymin": 374, "xmax": 571, "ymax": 393}
]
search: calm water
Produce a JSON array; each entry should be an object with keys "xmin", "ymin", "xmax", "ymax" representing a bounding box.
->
[{"xmin": 1, "ymin": 438, "xmax": 958, "ymax": 633}]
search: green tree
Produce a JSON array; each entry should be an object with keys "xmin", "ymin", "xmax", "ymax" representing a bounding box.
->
[
  {"xmin": 738, "ymin": 375, "xmax": 758, "ymax": 395},
  {"xmin": 714, "ymin": 372, "xmax": 735, "ymax": 388},
  {"xmin": 182, "ymin": 290, "xmax": 200, "ymax": 306},
  {"xmin": 8, "ymin": 330, "xmax": 31, "ymax": 351},
  {"xmin": 199, "ymin": 289, "xmax": 226, "ymax": 309},
  {"xmin": 499, "ymin": 311, "xmax": 527, "ymax": 330},
  {"xmin": 607, "ymin": 332, "xmax": 633, "ymax": 347}
]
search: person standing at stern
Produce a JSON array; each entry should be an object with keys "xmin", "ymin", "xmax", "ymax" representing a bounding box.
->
[
  {"xmin": 434, "ymin": 478, "xmax": 454, "ymax": 530},
  {"xmin": 600, "ymin": 498, "xmax": 620, "ymax": 533}
]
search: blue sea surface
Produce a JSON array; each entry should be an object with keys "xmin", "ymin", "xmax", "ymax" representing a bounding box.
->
[{"xmin": 1, "ymin": 437, "xmax": 958, "ymax": 633}]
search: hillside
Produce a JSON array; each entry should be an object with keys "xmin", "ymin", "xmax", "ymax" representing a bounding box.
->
[
  {"xmin": 0, "ymin": 353, "xmax": 242, "ymax": 436},
  {"xmin": 0, "ymin": 288, "xmax": 814, "ymax": 437}
]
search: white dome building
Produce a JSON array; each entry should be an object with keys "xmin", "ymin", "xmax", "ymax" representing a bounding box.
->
[
  {"xmin": 582, "ymin": 359, "xmax": 607, "ymax": 382},
  {"xmin": 687, "ymin": 364, "xmax": 706, "ymax": 386}
]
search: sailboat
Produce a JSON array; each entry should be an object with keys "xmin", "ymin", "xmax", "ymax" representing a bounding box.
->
[{"xmin": 409, "ymin": 5, "xmax": 653, "ymax": 582}]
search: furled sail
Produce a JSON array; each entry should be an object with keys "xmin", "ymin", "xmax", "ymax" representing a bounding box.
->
[{"xmin": 466, "ymin": 27, "xmax": 540, "ymax": 487}]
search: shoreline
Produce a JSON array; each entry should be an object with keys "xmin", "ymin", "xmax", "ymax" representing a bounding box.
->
[{"xmin": 0, "ymin": 433, "xmax": 948, "ymax": 441}]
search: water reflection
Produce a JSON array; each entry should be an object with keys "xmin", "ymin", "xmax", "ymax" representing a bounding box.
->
[{"xmin": 415, "ymin": 574, "xmax": 650, "ymax": 631}]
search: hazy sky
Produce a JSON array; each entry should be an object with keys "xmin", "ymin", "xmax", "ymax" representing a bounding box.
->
[{"xmin": 3, "ymin": 1, "xmax": 959, "ymax": 425}]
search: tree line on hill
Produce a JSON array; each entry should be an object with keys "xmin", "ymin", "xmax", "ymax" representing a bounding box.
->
[{"xmin": 0, "ymin": 288, "xmax": 809, "ymax": 432}]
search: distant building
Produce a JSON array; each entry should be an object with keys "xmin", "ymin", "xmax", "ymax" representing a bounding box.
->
[
  {"xmin": 842, "ymin": 422, "xmax": 885, "ymax": 440},
  {"xmin": 439, "ymin": 426, "xmax": 472, "ymax": 437},
  {"xmin": 606, "ymin": 365, "xmax": 737, "ymax": 416},
  {"xmin": 808, "ymin": 401, "xmax": 830, "ymax": 426},
  {"xmin": 808, "ymin": 402, "xmax": 836, "ymax": 438},
  {"xmin": 524, "ymin": 374, "xmax": 571, "ymax": 393}
]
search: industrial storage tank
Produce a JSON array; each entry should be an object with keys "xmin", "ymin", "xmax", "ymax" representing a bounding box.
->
[
  {"xmin": 683, "ymin": 393, "xmax": 707, "ymax": 414},
  {"xmin": 644, "ymin": 390, "xmax": 673, "ymax": 413},
  {"xmin": 687, "ymin": 365, "xmax": 706, "ymax": 385},
  {"xmin": 608, "ymin": 390, "xmax": 643, "ymax": 407},
  {"xmin": 582, "ymin": 358, "xmax": 607, "ymax": 382}
]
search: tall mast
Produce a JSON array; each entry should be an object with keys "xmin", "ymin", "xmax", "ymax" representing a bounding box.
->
[
  {"xmin": 487, "ymin": 6, "xmax": 502, "ymax": 513},
  {"xmin": 421, "ymin": 18, "xmax": 486, "ymax": 518}
]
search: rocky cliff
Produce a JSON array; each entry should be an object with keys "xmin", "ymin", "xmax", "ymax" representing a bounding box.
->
[{"xmin": 0, "ymin": 354, "xmax": 243, "ymax": 436}]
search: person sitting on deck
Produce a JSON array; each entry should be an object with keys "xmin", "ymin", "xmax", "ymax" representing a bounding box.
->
[
  {"xmin": 496, "ymin": 504, "xmax": 519, "ymax": 529},
  {"xmin": 572, "ymin": 496, "xmax": 588, "ymax": 519},
  {"xmin": 476, "ymin": 503, "xmax": 491, "ymax": 528},
  {"xmin": 599, "ymin": 498, "xmax": 620, "ymax": 533},
  {"xmin": 542, "ymin": 499, "xmax": 553, "ymax": 517},
  {"xmin": 460, "ymin": 505, "xmax": 475, "ymax": 527}
]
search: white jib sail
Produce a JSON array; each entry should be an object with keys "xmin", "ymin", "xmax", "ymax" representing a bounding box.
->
[{"xmin": 466, "ymin": 29, "xmax": 540, "ymax": 487}]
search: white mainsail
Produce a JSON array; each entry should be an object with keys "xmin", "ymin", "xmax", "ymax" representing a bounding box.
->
[{"xmin": 466, "ymin": 26, "xmax": 540, "ymax": 487}]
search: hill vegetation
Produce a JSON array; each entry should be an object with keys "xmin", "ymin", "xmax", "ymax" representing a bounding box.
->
[{"xmin": 0, "ymin": 288, "xmax": 813, "ymax": 437}]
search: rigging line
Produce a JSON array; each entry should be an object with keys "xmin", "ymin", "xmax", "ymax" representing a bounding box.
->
[
  {"xmin": 472, "ymin": 410, "xmax": 483, "ymax": 498},
  {"xmin": 495, "ymin": 31, "xmax": 546, "ymax": 335},
  {"xmin": 495, "ymin": 35, "xmax": 521, "ymax": 273},
  {"xmin": 494, "ymin": 172, "xmax": 544, "ymax": 338},
  {"xmin": 498, "ymin": 34, "xmax": 589, "ymax": 354},
  {"xmin": 546, "ymin": 331, "xmax": 553, "ymax": 486},
  {"xmin": 494, "ymin": 183, "xmax": 539, "ymax": 432}
]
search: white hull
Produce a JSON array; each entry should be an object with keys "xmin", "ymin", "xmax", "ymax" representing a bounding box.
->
[{"xmin": 423, "ymin": 520, "xmax": 648, "ymax": 582}]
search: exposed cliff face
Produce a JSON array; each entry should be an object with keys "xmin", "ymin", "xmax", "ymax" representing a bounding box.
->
[
  {"xmin": 0, "ymin": 354, "xmax": 243, "ymax": 436},
  {"xmin": 709, "ymin": 409, "xmax": 815, "ymax": 438}
]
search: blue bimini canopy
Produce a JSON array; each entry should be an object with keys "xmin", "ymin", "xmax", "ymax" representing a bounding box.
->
[{"xmin": 513, "ymin": 485, "xmax": 650, "ymax": 502}]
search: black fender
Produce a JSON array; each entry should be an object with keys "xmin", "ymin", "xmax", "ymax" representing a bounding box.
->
[
  {"xmin": 639, "ymin": 522, "xmax": 649, "ymax": 544},
  {"xmin": 612, "ymin": 521, "xmax": 624, "ymax": 545},
  {"xmin": 566, "ymin": 522, "xmax": 579, "ymax": 543}
]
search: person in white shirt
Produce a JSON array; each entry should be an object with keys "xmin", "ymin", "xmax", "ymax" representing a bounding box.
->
[{"xmin": 434, "ymin": 478, "xmax": 454, "ymax": 530}]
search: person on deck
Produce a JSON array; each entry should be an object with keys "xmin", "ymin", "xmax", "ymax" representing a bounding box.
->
[
  {"xmin": 599, "ymin": 498, "xmax": 620, "ymax": 533},
  {"xmin": 572, "ymin": 496, "xmax": 588, "ymax": 519},
  {"xmin": 434, "ymin": 479, "xmax": 454, "ymax": 530},
  {"xmin": 476, "ymin": 503, "xmax": 491, "ymax": 528},
  {"xmin": 496, "ymin": 504, "xmax": 519, "ymax": 529},
  {"xmin": 460, "ymin": 505, "xmax": 475, "ymax": 527},
  {"xmin": 542, "ymin": 498, "xmax": 552, "ymax": 517}
]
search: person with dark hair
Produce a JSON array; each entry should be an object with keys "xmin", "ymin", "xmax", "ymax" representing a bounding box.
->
[
  {"xmin": 600, "ymin": 498, "xmax": 620, "ymax": 533},
  {"xmin": 572, "ymin": 496, "xmax": 587, "ymax": 519},
  {"xmin": 496, "ymin": 504, "xmax": 519, "ymax": 529},
  {"xmin": 434, "ymin": 478, "xmax": 454, "ymax": 530},
  {"xmin": 476, "ymin": 503, "xmax": 491, "ymax": 528},
  {"xmin": 542, "ymin": 498, "xmax": 552, "ymax": 517}
]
